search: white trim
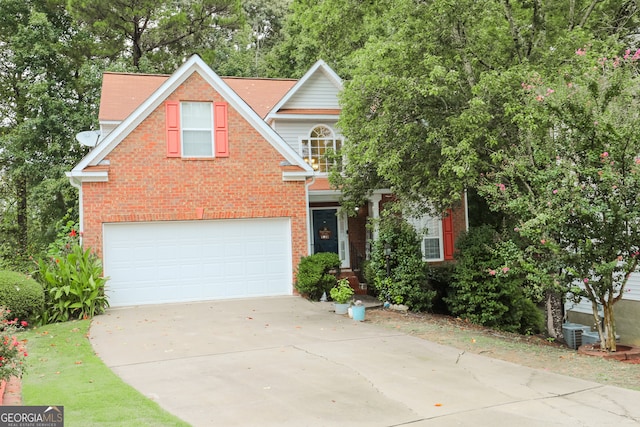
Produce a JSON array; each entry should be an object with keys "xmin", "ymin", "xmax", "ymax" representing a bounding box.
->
[
  {"xmin": 309, "ymin": 206, "xmax": 349, "ymax": 268},
  {"xmin": 69, "ymin": 55, "xmax": 313, "ymax": 183},
  {"xmin": 180, "ymin": 101, "xmax": 214, "ymax": 158},
  {"xmin": 270, "ymin": 113, "xmax": 341, "ymax": 121},
  {"xmin": 283, "ymin": 171, "xmax": 311, "ymax": 181},
  {"xmin": 409, "ymin": 214, "xmax": 445, "ymax": 262},
  {"xmin": 300, "ymin": 124, "xmax": 342, "ymax": 174},
  {"xmin": 266, "ymin": 60, "xmax": 343, "ymax": 122},
  {"xmin": 66, "ymin": 170, "xmax": 108, "ymax": 183}
]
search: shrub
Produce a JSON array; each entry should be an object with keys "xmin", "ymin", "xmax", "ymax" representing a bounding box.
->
[
  {"xmin": 34, "ymin": 221, "xmax": 109, "ymax": 324},
  {"xmin": 295, "ymin": 252, "xmax": 341, "ymax": 301},
  {"xmin": 330, "ymin": 278, "xmax": 355, "ymax": 303},
  {"xmin": 368, "ymin": 213, "xmax": 435, "ymax": 311},
  {"xmin": 0, "ymin": 270, "xmax": 44, "ymax": 323},
  {"xmin": 445, "ymin": 225, "xmax": 543, "ymax": 334},
  {"xmin": 0, "ymin": 306, "xmax": 28, "ymax": 382},
  {"xmin": 426, "ymin": 264, "xmax": 455, "ymax": 315}
]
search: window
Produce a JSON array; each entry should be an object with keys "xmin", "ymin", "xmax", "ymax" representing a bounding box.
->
[
  {"xmin": 407, "ymin": 214, "xmax": 443, "ymax": 261},
  {"xmin": 166, "ymin": 101, "xmax": 228, "ymax": 158},
  {"xmin": 182, "ymin": 102, "xmax": 213, "ymax": 157},
  {"xmin": 301, "ymin": 125, "xmax": 342, "ymax": 172}
]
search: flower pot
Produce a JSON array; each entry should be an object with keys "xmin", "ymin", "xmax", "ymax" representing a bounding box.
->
[
  {"xmin": 352, "ymin": 305, "xmax": 365, "ymax": 321},
  {"xmin": 334, "ymin": 303, "xmax": 349, "ymax": 315}
]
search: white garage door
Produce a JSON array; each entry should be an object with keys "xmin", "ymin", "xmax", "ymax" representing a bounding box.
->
[{"xmin": 103, "ymin": 218, "xmax": 292, "ymax": 306}]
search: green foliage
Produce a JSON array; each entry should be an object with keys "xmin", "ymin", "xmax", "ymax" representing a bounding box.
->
[
  {"xmin": 425, "ymin": 264, "xmax": 455, "ymax": 314},
  {"xmin": 446, "ymin": 226, "xmax": 543, "ymax": 334},
  {"xmin": 329, "ymin": 278, "xmax": 354, "ymax": 304},
  {"xmin": 34, "ymin": 223, "xmax": 109, "ymax": 324},
  {"xmin": 368, "ymin": 212, "xmax": 435, "ymax": 311},
  {"xmin": 295, "ymin": 252, "xmax": 341, "ymax": 301},
  {"xmin": 476, "ymin": 49, "xmax": 640, "ymax": 350},
  {"xmin": 0, "ymin": 1, "xmax": 97, "ymax": 270},
  {"xmin": 0, "ymin": 306, "xmax": 28, "ymax": 382},
  {"xmin": 22, "ymin": 320, "xmax": 190, "ymax": 426},
  {"xmin": 0, "ymin": 271, "xmax": 44, "ymax": 323},
  {"xmin": 68, "ymin": 0, "xmax": 243, "ymax": 72}
]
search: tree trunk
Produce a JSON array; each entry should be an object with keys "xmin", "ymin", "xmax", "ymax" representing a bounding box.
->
[
  {"xmin": 545, "ymin": 290, "xmax": 564, "ymax": 340},
  {"xmin": 16, "ymin": 176, "xmax": 28, "ymax": 260},
  {"xmin": 602, "ymin": 302, "xmax": 616, "ymax": 352}
]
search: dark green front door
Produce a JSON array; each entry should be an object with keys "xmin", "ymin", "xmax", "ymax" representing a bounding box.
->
[{"xmin": 312, "ymin": 209, "xmax": 338, "ymax": 254}]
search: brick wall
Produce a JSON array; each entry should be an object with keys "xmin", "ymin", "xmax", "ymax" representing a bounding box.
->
[{"xmin": 81, "ymin": 73, "xmax": 309, "ymax": 280}]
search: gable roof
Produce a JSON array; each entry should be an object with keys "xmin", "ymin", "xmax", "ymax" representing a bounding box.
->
[
  {"xmin": 224, "ymin": 77, "xmax": 297, "ymax": 118},
  {"xmin": 98, "ymin": 73, "xmax": 296, "ymax": 121},
  {"xmin": 68, "ymin": 55, "xmax": 313, "ymax": 184},
  {"xmin": 266, "ymin": 60, "xmax": 343, "ymax": 121},
  {"xmin": 99, "ymin": 73, "xmax": 169, "ymax": 122}
]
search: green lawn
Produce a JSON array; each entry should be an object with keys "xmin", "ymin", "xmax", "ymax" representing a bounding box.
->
[{"xmin": 21, "ymin": 320, "xmax": 190, "ymax": 427}]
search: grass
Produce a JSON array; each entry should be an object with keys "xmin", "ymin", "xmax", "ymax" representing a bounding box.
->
[{"xmin": 21, "ymin": 320, "xmax": 190, "ymax": 427}]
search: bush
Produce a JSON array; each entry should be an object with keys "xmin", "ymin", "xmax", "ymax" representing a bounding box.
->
[
  {"xmin": 368, "ymin": 213, "xmax": 435, "ymax": 311},
  {"xmin": 445, "ymin": 225, "xmax": 543, "ymax": 334},
  {"xmin": 295, "ymin": 252, "xmax": 341, "ymax": 300},
  {"xmin": 426, "ymin": 264, "xmax": 455, "ymax": 315},
  {"xmin": 0, "ymin": 306, "xmax": 28, "ymax": 381},
  {"xmin": 0, "ymin": 270, "xmax": 44, "ymax": 323},
  {"xmin": 329, "ymin": 278, "xmax": 354, "ymax": 303},
  {"xmin": 33, "ymin": 221, "xmax": 109, "ymax": 324}
]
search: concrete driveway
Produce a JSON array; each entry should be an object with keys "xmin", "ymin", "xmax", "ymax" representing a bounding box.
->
[{"xmin": 90, "ymin": 296, "xmax": 640, "ymax": 426}]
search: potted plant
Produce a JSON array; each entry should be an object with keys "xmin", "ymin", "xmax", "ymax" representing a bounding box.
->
[{"xmin": 330, "ymin": 278, "xmax": 354, "ymax": 314}]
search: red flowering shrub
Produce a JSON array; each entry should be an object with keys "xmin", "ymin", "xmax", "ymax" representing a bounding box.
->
[{"xmin": 0, "ymin": 307, "xmax": 28, "ymax": 382}]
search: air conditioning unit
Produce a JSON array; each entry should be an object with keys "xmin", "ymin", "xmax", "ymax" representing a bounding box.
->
[
  {"xmin": 581, "ymin": 331, "xmax": 600, "ymax": 345},
  {"xmin": 562, "ymin": 323, "xmax": 590, "ymax": 349},
  {"xmin": 581, "ymin": 331, "xmax": 620, "ymax": 345}
]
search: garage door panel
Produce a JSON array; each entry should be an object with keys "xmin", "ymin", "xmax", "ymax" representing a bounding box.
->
[{"xmin": 103, "ymin": 218, "xmax": 292, "ymax": 306}]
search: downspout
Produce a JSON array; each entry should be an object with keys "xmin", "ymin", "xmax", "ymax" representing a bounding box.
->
[
  {"xmin": 66, "ymin": 173, "xmax": 84, "ymax": 245},
  {"xmin": 464, "ymin": 189, "xmax": 469, "ymax": 231}
]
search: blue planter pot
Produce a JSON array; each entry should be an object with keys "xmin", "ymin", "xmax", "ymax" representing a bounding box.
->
[
  {"xmin": 334, "ymin": 303, "xmax": 349, "ymax": 315},
  {"xmin": 352, "ymin": 305, "xmax": 365, "ymax": 321}
]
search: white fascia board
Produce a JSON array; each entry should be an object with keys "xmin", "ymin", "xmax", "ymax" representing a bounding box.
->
[
  {"xmin": 66, "ymin": 170, "xmax": 108, "ymax": 184},
  {"xmin": 283, "ymin": 171, "xmax": 313, "ymax": 181},
  {"xmin": 71, "ymin": 55, "xmax": 313, "ymax": 174},
  {"xmin": 266, "ymin": 60, "xmax": 343, "ymax": 121},
  {"xmin": 268, "ymin": 113, "xmax": 341, "ymax": 121}
]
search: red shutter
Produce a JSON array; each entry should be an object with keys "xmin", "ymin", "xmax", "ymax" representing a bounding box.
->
[
  {"xmin": 166, "ymin": 101, "xmax": 180, "ymax": 157},
  {"xmin": 214, "ymin": 102, "xmax": 229, "ymax": 157},
  {"xmin": 442, "ymin": 209, "xmax": 454, "ymax": 260}
]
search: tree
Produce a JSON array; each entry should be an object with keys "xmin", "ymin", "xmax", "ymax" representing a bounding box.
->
[
  {"xmin": 0, "ymin": 0, "xmax": 99, "ymax": 269},
  {"xmin": 329, "ymin": 0, "xmax": 639, "ymax": 338},
  {"xmin": 335, "ymin": 0, "xmax": 639, "ymax": 212},
  {"xmin": 477, "ymin": 47, "xmax": 640, "ymax": 351},
  {"xmin": 205, "ymin": 0, "xmax": 292, "ymax": 77},
  {"xmin": 67, "ymin": 0, "xmax": 243, "ymax": 72},
  {"xmin": 265, "ymin": 0, "xmax": 387, "ymax": 78}
]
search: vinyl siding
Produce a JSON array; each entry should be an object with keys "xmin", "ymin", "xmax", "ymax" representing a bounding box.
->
[
  {"xmin": 273, "ymin": 120, "xmax": 342, "ymax": 154},
  {"xmin": 565, "ymin": 271, "xmax": 640, "ymax": 315},
  {"xmin": 284, "ymin": 73, "xmax": 341, "ymax": 109}
]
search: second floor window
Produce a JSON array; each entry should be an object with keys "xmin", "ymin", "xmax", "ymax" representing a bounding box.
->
[
  {"xmin": 301, "ymin": 125, "xmax": 342, "ymax": 172},
  {"xmin": 182, "ymin": 101, "xmax": 213, "ymax": 157}
]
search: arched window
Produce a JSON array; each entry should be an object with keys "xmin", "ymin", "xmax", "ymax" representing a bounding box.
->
[{"xmin": 301, "ymin": 125, "xmax": 342, "ymax": 172}]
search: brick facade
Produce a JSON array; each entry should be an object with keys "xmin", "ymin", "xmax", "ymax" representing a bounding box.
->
[{"xmin": 81, "ymin": 73, "xmax": 309, "ymax": 280}]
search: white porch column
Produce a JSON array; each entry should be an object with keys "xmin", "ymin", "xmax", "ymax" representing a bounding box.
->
[{"xmin": 369, "ymin": 193, "xmax": 383, "ymax": 241}]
